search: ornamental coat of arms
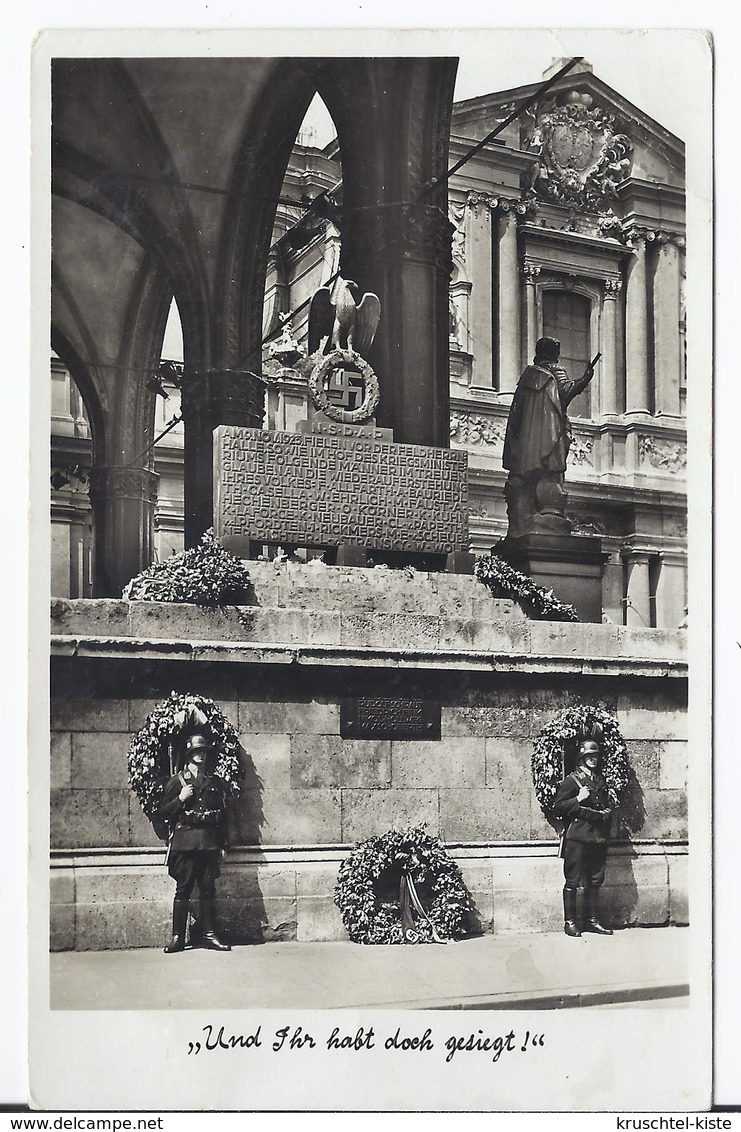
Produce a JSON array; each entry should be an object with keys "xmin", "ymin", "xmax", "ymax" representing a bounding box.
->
[{"xmin": 527, "ymin": 91, "xmax": 632, "ymax": 211}]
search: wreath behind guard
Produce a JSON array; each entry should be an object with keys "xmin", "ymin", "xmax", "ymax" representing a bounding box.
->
[
  {"xmin": 334, "ymin": 826, "xmax": 474, "ymax": 945},
  {"xmin": 531, "ymin": 704, "xmax": 630, "ymax": 821},
  {"xmin": 128, "ymin": 691, "xmax": 244, "ymax": 841}
]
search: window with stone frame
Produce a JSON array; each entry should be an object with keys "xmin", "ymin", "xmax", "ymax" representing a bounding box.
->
[{"xmin": 542, "ymin": 290, "xmax": 592, "ymax": 419}]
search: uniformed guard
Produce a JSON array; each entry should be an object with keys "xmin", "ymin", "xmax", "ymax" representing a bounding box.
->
[
  {"xmin": 158, "ymin": 732, "xmax": 232, "ymax": 953},
  {"xmin": 552, "ymin": 736, "xmax": 614, "ymax": 938}
]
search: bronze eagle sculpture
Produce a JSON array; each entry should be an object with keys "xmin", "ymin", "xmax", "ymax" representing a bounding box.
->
[{"xmin": 308, "ymin": 278, "xmax": 381, "ymax": 359}]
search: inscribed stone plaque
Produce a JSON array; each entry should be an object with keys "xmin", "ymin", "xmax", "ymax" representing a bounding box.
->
[
  {"xmin": 341, "ymin": 697, "xmax": 441, "ymax": 739},
  {"xmin": 213, "ymin": 426, "xmax": 469, "ymax": 554}
]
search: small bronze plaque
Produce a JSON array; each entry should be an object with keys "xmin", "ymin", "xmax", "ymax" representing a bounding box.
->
[{"xmin": 341, "ymin": 697, "xmax": 440, "ymax": 739}]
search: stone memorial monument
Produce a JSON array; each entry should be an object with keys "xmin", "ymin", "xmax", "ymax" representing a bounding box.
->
[
  {"xmin": 214, "ymin": 278, "xmax": 472, "ymax": 571},
  {"xmin": 497, "ymin": 335, "xmax": 607, "ymax": 621}
]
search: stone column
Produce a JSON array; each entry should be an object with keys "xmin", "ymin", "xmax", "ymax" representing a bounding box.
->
[
  {"xmin": 653, "ymin": 237, "xmax": 683, "ymax": 417},
  {"xmin": 497, "ymin": 211, "xmax": 521, "ymax": 392},
  {"xmin": 523, "ymin": 263, "xmax": 541, "ymax": 364},
  {"xmin": 180, "ymin": 369, "xmax": 265, "ymax": 547},
  {"xmin": 625, "ymin": 236, "xmax": 650, "ymax": 414},
  {"xmin": 88, "ymin": 465, "xmax": 159, "ymax": 597},
  {"xmin": 466, "ymin": 201, "xmax": 493, "ymax": 384},
  {"xmin": 655, "ymin": 551, "xmax": 687, "ymax": 628},
  {"xmin": 341, "ymin": 202, "xmax": 453, "ymax": 447},
  {"xmin": 623, "ymin": 550, "xmax": 652, "ymax": 627},
  {"xmin": 600, "ymin": 279, "xmax": 621, "ymax": 416}
]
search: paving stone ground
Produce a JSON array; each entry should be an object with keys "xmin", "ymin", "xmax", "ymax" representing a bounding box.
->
[{"xmin": 51, "ymin": 926, "xmax": 689, "ymax": 1012}]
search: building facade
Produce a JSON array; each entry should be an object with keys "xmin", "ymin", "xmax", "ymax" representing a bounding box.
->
[{"xmin": 51, "ymin": 60, "xmax": 687, "ymax": 627}]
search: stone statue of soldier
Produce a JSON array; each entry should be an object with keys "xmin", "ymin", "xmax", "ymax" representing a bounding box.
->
[
  {"xmin": 552, "ymin": 735, "xmax": 614, "ymax": 937},
  {"xmin": 502, "ymin": 336, "xmax": 597, "ymax": 539},
  {"xmin": 157, "ymin": 732, "xmax": 232, "ymax": 953}
]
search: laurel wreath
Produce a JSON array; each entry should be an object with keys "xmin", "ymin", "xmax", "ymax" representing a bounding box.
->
[
  {"xmin": 531, "ymin": 705, "xmax": 630, "ymax": 819},
  {"xmin": 334, "ymin": 826, "xmax": 474, "ymax": 945},
  {"xmin": 309, "ymin": 348, "xmax": 380, "ymax": 424},
  {"xmin": 122, "ymin": 528, "xmax": 251, "ymax": 606},
  {"xmin": 128, "ymin": 692, "xmax": 243, "ymax": 836},
  {"xmin": 474, "ymin": 553, "xmax": 579, "ymax": 622}
]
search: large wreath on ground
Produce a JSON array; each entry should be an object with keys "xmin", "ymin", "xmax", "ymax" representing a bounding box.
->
[
  {"xmin": 531, "ymin": 704, "xmax": 630, "ymax": 819},
  {"xmin": 334, "ymin": 826, "xmax": 473, "ymax": 945},
  {"xmin": 122, "ymin": 528, "xmax": 251, "ymax": 605},
  {"xmin": 474, "ymin": 553, "xmax": 579, "ymax": 622},
  {"xmin": 128, "ymin": 691, "xmax": 244, "ymax": 839}
]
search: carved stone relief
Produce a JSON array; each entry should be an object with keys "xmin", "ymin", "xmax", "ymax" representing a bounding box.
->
[
  {"xmin": 638, "ymin": 435, "xmax": 687, "ymax": 474},
  {"xmin": 449, "ymin": 411, "xmax": 506, "ymax": 448}
]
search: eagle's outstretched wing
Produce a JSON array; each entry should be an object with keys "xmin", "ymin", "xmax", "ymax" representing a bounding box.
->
[
  {"xmin": 354, "ymin": 292, "xmax": 381, "ymax": 358},
  {"xmin": 308, "ymin": 287, "xmax": 335, "ymax": 355}
]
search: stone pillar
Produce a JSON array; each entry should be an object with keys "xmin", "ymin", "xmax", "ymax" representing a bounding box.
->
[
  {"xmin": 600, "ymin": 279, "xmax": 621, "ymax": 416},
  {"xmin": 466, "ymin": 201, "xmax": 492, "ymax": 384},
  {"xmin": 523, "ymin": 263, "xmax": 541, "ymax": 364},
  {"xmin": 625, "ymin": 237, "xmax": 650, "ymax": 414},
  {"xmin": 655, "ymin": 551, "xmax": 687, "ymax": 628},
  {"xmin": 653, "ymin": 237, "xmax": 682, "ymax": 417},
  {"xmin": 88, "ymin": 465, "xmax": 159, "ymax": 597},
  {"xmin": 180, "ymin": 369, "xmax": 265, "ymax": 546},
  {"xmin": 341, "ymin": 202, "xmax": 453, "ymax": 448},
  {"xmin": 623, "ymin": 550, "xmax": 652, "ymax": 627},
  {"xmin": 497, "ymin": 211, "xmax": 521, "ymax": 392}
]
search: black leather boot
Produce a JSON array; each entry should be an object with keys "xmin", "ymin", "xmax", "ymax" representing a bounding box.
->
[
  {"xmin": 164, "ymin": 897, "xmax": 189, "ymax": 953},
  {"xmin": 199, "ymin": 898, "xmax": 231, "ymax": 951},
  {"xmin": 563, "ymin": 888, "xmax": 581, "ymax": 937},
  {"xmin": 584, "ymin": 886, "xmax": 613, "ymax": 935}
]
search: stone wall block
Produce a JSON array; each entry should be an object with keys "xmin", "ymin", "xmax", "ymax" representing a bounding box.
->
[
  {"xmin": 392, "ymin": 738, "xmax": 485, "ymax": 788},
  {"xmin": 50, "ymin": 904, "xmax": 76, "ymax": 951},
  {"xmin": 238, "ymin": 700, "xmax": 338, "ymax": 735},
  {"xmin": 50, "ymin": 870, "xmax": 75, "ymax": 905},
  {"xmin": 340, "ymin": 612, "xmax": 441, "ymax": 651},
  {"xmin": 218, "ymin": 863, "xmax": 296, "ymax": 900},
  {"xmin": 659, "ymin": 741, "xmax": 688, "ymax": 790},
  {"xmin": 297, "ymin": 896, "xmax": 347, "ymax": 942},
  {"xmin": 128, "ymin": 797, "xmax": 164, "ymax": 847},
  {"xmin": 624, "ymin": 740, "xmax": 661, "ymax": 789},
  {"xmin": 437, "ymin": 619, "xmax": 531, "ymax": 653},
  {"xmin": 488, "ymin": 856, "xmax": 558, "ymax": 892},
  {"xmin": 51, "ymin": 732, "xmax": 72, "ymax": 789},
  {"xmin": 72, "ymin": 732, "xmax": 131, "ymax": 790},
  {"xmin": 341, "ymin": 788, "xmax": 439, "ymax": 843},
  {"xmin": 51, "ymin": 599, "xmax": 131, "ymax": 637},
  {"xmin": 74, "ymin": 867, "xmax": 170, "ymax": 904},
  {"xmin": 668, "ymin": 854, "xmax": 689, "ymax": 924},
  {"xmin": 529, "ymin": 622, "xmax": 621, "ymax": 659},
  {"xmin": 217, "ymin": 896, "xmax": 297, "ymax": 943},
  {"xmin": 51, "ymin": 699, "xmax": 129, "ymax": 733},
  {"xmin": 291, "ymin": 735, "xmax": 391, "ymax": 789},
  {"xmin": 128, "ymin": 699, "xmax": 166, "ymax": 731},
  {"xmin": 617, "ymin": 689, "xmax": 687, "ymax": 740},
  {"xmin": 484, "ymin": 737, "xmax": 531, "ymax": 789},
  {"xmin": 239, "ymin": 733, "xmax": 291, "ymax": 791},
  {"xmin": 439, "ymin": 788, "xmax": 530, "ymax": 841},
  {"xmin": 232, "ymin": 788, "xmax": 342, "ymax": 846},
  {"xmin": 442, "ymin": 704, "xmax": 530, "ymax": 739},
  {"xmin": 640, "ymin": 789, "xmax": 688, "ymax": 840},
  {"xmin": 75, "ymin": 901, "xmax": 171, "ymax": 950},
  {"xmin": 491, "ymin": 890, "xmax": 563, "ymax": 933},
  {"xmin": 51, "ymin": 789, "xmax": 130, "ymax": 849},
  {"xmin": 618, "ymin": 627, "xmax": 687, "ymax": 661},
  {"xmin": 529, "ymin": 794, "xmax": 560, "ymax": 843},
  {"xmin": 296, "ymin": 864, "xmax": 342, "ymax": 897}
]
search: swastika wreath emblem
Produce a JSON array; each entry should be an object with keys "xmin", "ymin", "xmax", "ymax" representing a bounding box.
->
[{"xmin": 309, "ymin": 348, "xmax": 381, "ymax": 424}]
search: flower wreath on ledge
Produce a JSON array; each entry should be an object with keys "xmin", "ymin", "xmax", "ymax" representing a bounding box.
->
[
  {"xmin": 128, "ymin": 692, "xmax": 244, "ymax": 840},
  {"xmin": 122, "ymin": 528, "xmax": 251, "ymax": 606},
  {"xmin": 334, "ymin": 826, "xmax": 473, "ymax": 945},
  {"xmin": 531, "ymin": 705, "xmax": 630, "ymax": 820},
  {"xmin": 474, "ymin": 553, "xmax": 579, "ymax": 622}
]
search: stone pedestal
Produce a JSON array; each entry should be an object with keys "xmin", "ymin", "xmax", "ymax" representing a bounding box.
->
[{"xmin": 495, "ymin": 533, "xmax": 608, "ymax": 623}]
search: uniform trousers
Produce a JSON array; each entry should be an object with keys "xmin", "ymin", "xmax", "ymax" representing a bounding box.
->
[
  {"xmin": 168, "ymin": 849, "xmax": 222, "ymax": 899},
  {"xmin": 563, "ymin": 841, "xmax": 607, "ymax": 889}
]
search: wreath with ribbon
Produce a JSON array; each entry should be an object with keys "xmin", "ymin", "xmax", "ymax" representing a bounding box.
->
[
  {"xmin": 128, "ymin": 691, "xmax": 244, "ymax": 840},
  {"xmin": 309, "ymin": 348, "xmax": 380, "ymax": 424},
  {"xmin": 334, "ymin": 826, "xmax": 473, "ymax": 944},
  {"xmin": 531, "ymin": 704, "xmax": 630, "ymax": 820}
]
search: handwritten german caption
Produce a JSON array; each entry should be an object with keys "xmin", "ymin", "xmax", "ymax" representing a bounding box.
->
[{"xmin": 187, "ymin": 1024, "xmax": 545, "ymax": 1063}]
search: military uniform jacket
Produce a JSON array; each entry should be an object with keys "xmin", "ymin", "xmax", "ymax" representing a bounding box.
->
[
  {"xmin": 552, "ymin": 767, "xmax": 612, "ymax": 845},
  {"xmin": 158, "ymin": 768, "xmax": 228, "ymax": 851}
]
